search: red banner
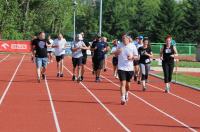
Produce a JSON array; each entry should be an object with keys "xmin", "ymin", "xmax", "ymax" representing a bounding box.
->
[{"xmin": 0, "ymin": 40, "xmax": 31, "ymax": 53}]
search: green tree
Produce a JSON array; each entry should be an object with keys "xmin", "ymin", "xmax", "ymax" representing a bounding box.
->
[
  {"xmin": 182, "ymin": 0, "xmax": 200, "ymax": 43},
  {"xmin": 152, "ymin": 0, "xmax": 182, "ymax": 42}
]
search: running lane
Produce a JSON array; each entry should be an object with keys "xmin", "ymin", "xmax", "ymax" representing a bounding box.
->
[{"xmin": 0, "ymin": 55, "xmax": 57, "ymax": 132}]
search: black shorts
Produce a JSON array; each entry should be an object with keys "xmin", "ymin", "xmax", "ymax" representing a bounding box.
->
[
  {"xmin": 56, "ymin": 55, "xmax": 65, "ymax": 62},
  {"xmin": 93, "ymin": 58, "xmax": 104, "ymax": 71},
  {"xmin": 118, "ymin": 70, "xmax": 134, "ymax": 82},
  {"xmin": 48, "ymin": 51, "xmax": 53, "ymax": 54},
  {"xmin": 112, "ymin": 57, "xmax": 118, "ymax": 66},
  {"xmin": 134, "ymin": 60, "xmax": 139, "ymax": 66},
  {"xmin": 82, "ymin": 56, "xmax": 87, "ymax": 65},
  {"xmin": 72, "ymin": 57, "xmax": 83, "ymax": 68}
]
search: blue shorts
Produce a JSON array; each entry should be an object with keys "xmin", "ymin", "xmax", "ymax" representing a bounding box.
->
[{"xmin": 36, "ymin": 57, "xmax": 48, "ymax": 68}]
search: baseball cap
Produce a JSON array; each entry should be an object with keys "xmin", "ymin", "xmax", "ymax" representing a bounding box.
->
[{"xmin": 139, "ymin": 35, "xmax": 144, "ymax": 40}]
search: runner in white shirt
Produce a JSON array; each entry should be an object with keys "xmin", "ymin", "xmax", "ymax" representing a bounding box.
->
[
  {"xmin": 71, "ymin": 34, "xmax": 88, "ymax": 82},
  {"xmin": 53, "ymin": 33, "xmax": 67, "ymax": 77},
  {"xmin": 114, "ymin": 34, "xmax": 138, "ymax": 105}
]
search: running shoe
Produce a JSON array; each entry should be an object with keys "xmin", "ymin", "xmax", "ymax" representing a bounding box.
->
[
  {"xmin": 60, "ymin": 73, "xmax": 64, "ymax": 77},
  {"xmin": 165, "ymin": 86, "xmax": 170, "ymax": 93},
  {"xmin": 77, "ymin": 77, "xmax": 82, "ymax": 83},
  {"xmin": 121, "ymin": 96, "xmax": 126, "ymax": 105},
  {"xmin": 57, "ymin": 73, "xmax": 60, "ymax": 77},
  {"xmin": 143, "ymin": 86, "xmax": 147, "ymax": 91},
  {"xmin": 80, "ymin": 76, "xmax": 83, "ymax": 81},
  {"xmin": 95, "ymin": 77, "xmax": 100, "ymax": 83},
  {"xmin": 72, "ymin": 75, "xmax": 76, "ymax": 81},
  {"xmin": 42, "ymin": 74, "xmax": 46, "ymax": 80},
  {"xmin": 134, "ymin": 76, "xmax": 137, "ymax": 81}
]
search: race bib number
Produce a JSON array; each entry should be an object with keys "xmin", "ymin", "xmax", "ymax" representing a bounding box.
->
[
  {"xmin": 145, "ymin": 59, "xmax": 150, "ymax": 63},
  {"xmin": 165, "ymin": 49, "xmax": 172, "ymax": 53}
]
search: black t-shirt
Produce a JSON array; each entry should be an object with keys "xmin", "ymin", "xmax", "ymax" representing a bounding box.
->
[
  {"xmin": 92, "ymin": 41, "xmax": 107, "ymax": 60},
  {"xmin": 33, "ymin": 38, "xmax": 50, "ymax": 58},
  {"xmin": 82, "ymin": 40, "xmax": 90, "ymax": 57},
  {"xmin": 163, "ymin": 45, "xmax": 175, "ymax": 63},
  {"xmin": 138, "ymin": 46, "xmax": 152, "ymax": 64}
]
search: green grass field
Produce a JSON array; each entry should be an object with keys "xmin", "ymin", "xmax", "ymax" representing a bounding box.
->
[
  {"xmin": 156, "ymin": 73, "xmax": 200, "ymax": 89},
  {"xmin": 151, "ymin": 61, "xmax": 200, "ymax": 68}
]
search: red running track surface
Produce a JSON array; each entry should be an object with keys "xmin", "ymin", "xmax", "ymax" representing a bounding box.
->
[{"xmin": 0, "ymin": 54, "xmax": 199, "ymax": 132}]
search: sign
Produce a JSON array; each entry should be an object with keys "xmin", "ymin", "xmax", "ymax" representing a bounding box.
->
[{"xmin": 0, "ymin": 40, "xmax": 31, "ymax": 53}]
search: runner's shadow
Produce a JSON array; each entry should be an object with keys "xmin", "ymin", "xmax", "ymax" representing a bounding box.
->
[
  {"xmin": 92, "ymin": 88, "xmax": 119, "ymax": 92},
  {"xmin": 136, "ymin": 123, "xmax": 200, "ymax": 129},
  {"xmin": 130, "ymin": 89, "xmax": 163, "ymax": 93},
  {"xmin": 0, "ymin": 79, "xmax": 38, "ymax": 83},
  {"xmin": 39, "ymin": 99, "xmax": 120, "ymax": 105}
]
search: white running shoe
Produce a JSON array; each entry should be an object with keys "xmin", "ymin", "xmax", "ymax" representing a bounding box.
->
[{"xmin": 121, "ymin": 96, "xmax": 126, "ymax": 105}]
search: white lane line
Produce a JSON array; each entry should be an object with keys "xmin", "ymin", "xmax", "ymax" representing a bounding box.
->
[
  {"xmin": 63, "ymin": 65, "xmax": 131, "ymax": 132},
  {"xmin": 84, "ymin": 65, "xmax": 197, "ymax": 132},
  {"xmin": 45, "ymin": 79, "xmax": 61, "ymax": 132},
  {"xmin": 147, "ymin": 84, "xmax": 200, "ymax": 108},
  {"xmin": 0, "ymin": 55, "xmax": 25, "ymax": 106},
  {"xmin": 104, "ymin": 59, "xmax": 200, "ymax": 109},
  {"xmin": 0, "ymin": 54, "xmax": 10, "ymax": 63}
]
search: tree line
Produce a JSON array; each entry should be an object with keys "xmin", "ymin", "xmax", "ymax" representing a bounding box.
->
[{"xmin": 0, "ymin": 0, "xmax": 200, "ymax": 43}]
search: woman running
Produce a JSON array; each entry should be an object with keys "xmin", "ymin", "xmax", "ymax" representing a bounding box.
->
[
  {"xmin": 160, "ymin": 35, "xmax": 178, "ymax": 93},
  {"xmin": 138, "ymin": 38, "xmax": 153, "ymax": 91}
]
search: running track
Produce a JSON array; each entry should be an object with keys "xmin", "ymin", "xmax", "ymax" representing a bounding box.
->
[{"xmin": 0, "ymin": 54, "xmax": 199, "ymax": 132}]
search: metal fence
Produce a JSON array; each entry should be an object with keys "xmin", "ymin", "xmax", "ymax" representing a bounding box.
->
[
  {"xmin": 151, "ymin": 43, "xmax": 197, "ymax": 55},
  {"xmin": 67, "ymin": 42, "xmax": 197, "ymax": 55},
  {"xmin": 107, "ymin": 42, "xmax": 197, "ymax": 55}
]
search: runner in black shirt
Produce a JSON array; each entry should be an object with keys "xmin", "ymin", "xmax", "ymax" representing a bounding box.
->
[
  {"xmin": 32, "ymin": 32, "xmax": 51, "ymax": 83},
  {"xmin": 138, "ymin": 38, "xmax": 153, "ymax": 91},
  {"xmin": 91, "ymin": 36, "xmax": 108, "ymax": 82},
  {"xmin": 160, "ymin": 35, "xmax": 178, "ymax": 93}
]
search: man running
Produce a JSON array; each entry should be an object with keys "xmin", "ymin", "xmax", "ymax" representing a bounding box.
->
[
  {"xmin": 32, "ymin": 32, "xmax": 51, "ymax": 83},
  {"xmin": 114, "ymin": 34, "xmax": 138, "ymax": 105},
  {"xmin": 91, "ymin": 36, "xmax": 108, "ymax": 82},
  {"xmin": 71, "ymin": 34, "xmax": 88, "ymax": 82},
  {"xmin": 53, "ymin": 33, "xmax": 67, "ymax": 77}
]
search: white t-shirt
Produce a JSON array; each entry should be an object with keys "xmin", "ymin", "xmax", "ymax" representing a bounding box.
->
[
  {"xmin": 53, "ymin": 38, "xmax": 67, "ymax": 56},
  {"xmin": 71, "ymin": 41, "xmax": 85, "ymax": 58},
  {"xmin": 117, "ymin": 43, "xmax": 138, "ymax": 71}
]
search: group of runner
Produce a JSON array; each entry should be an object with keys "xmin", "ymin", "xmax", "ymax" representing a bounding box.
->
[{"xmin": 31, "ymin": 32, "xmax": 178, "ymax": 105}]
